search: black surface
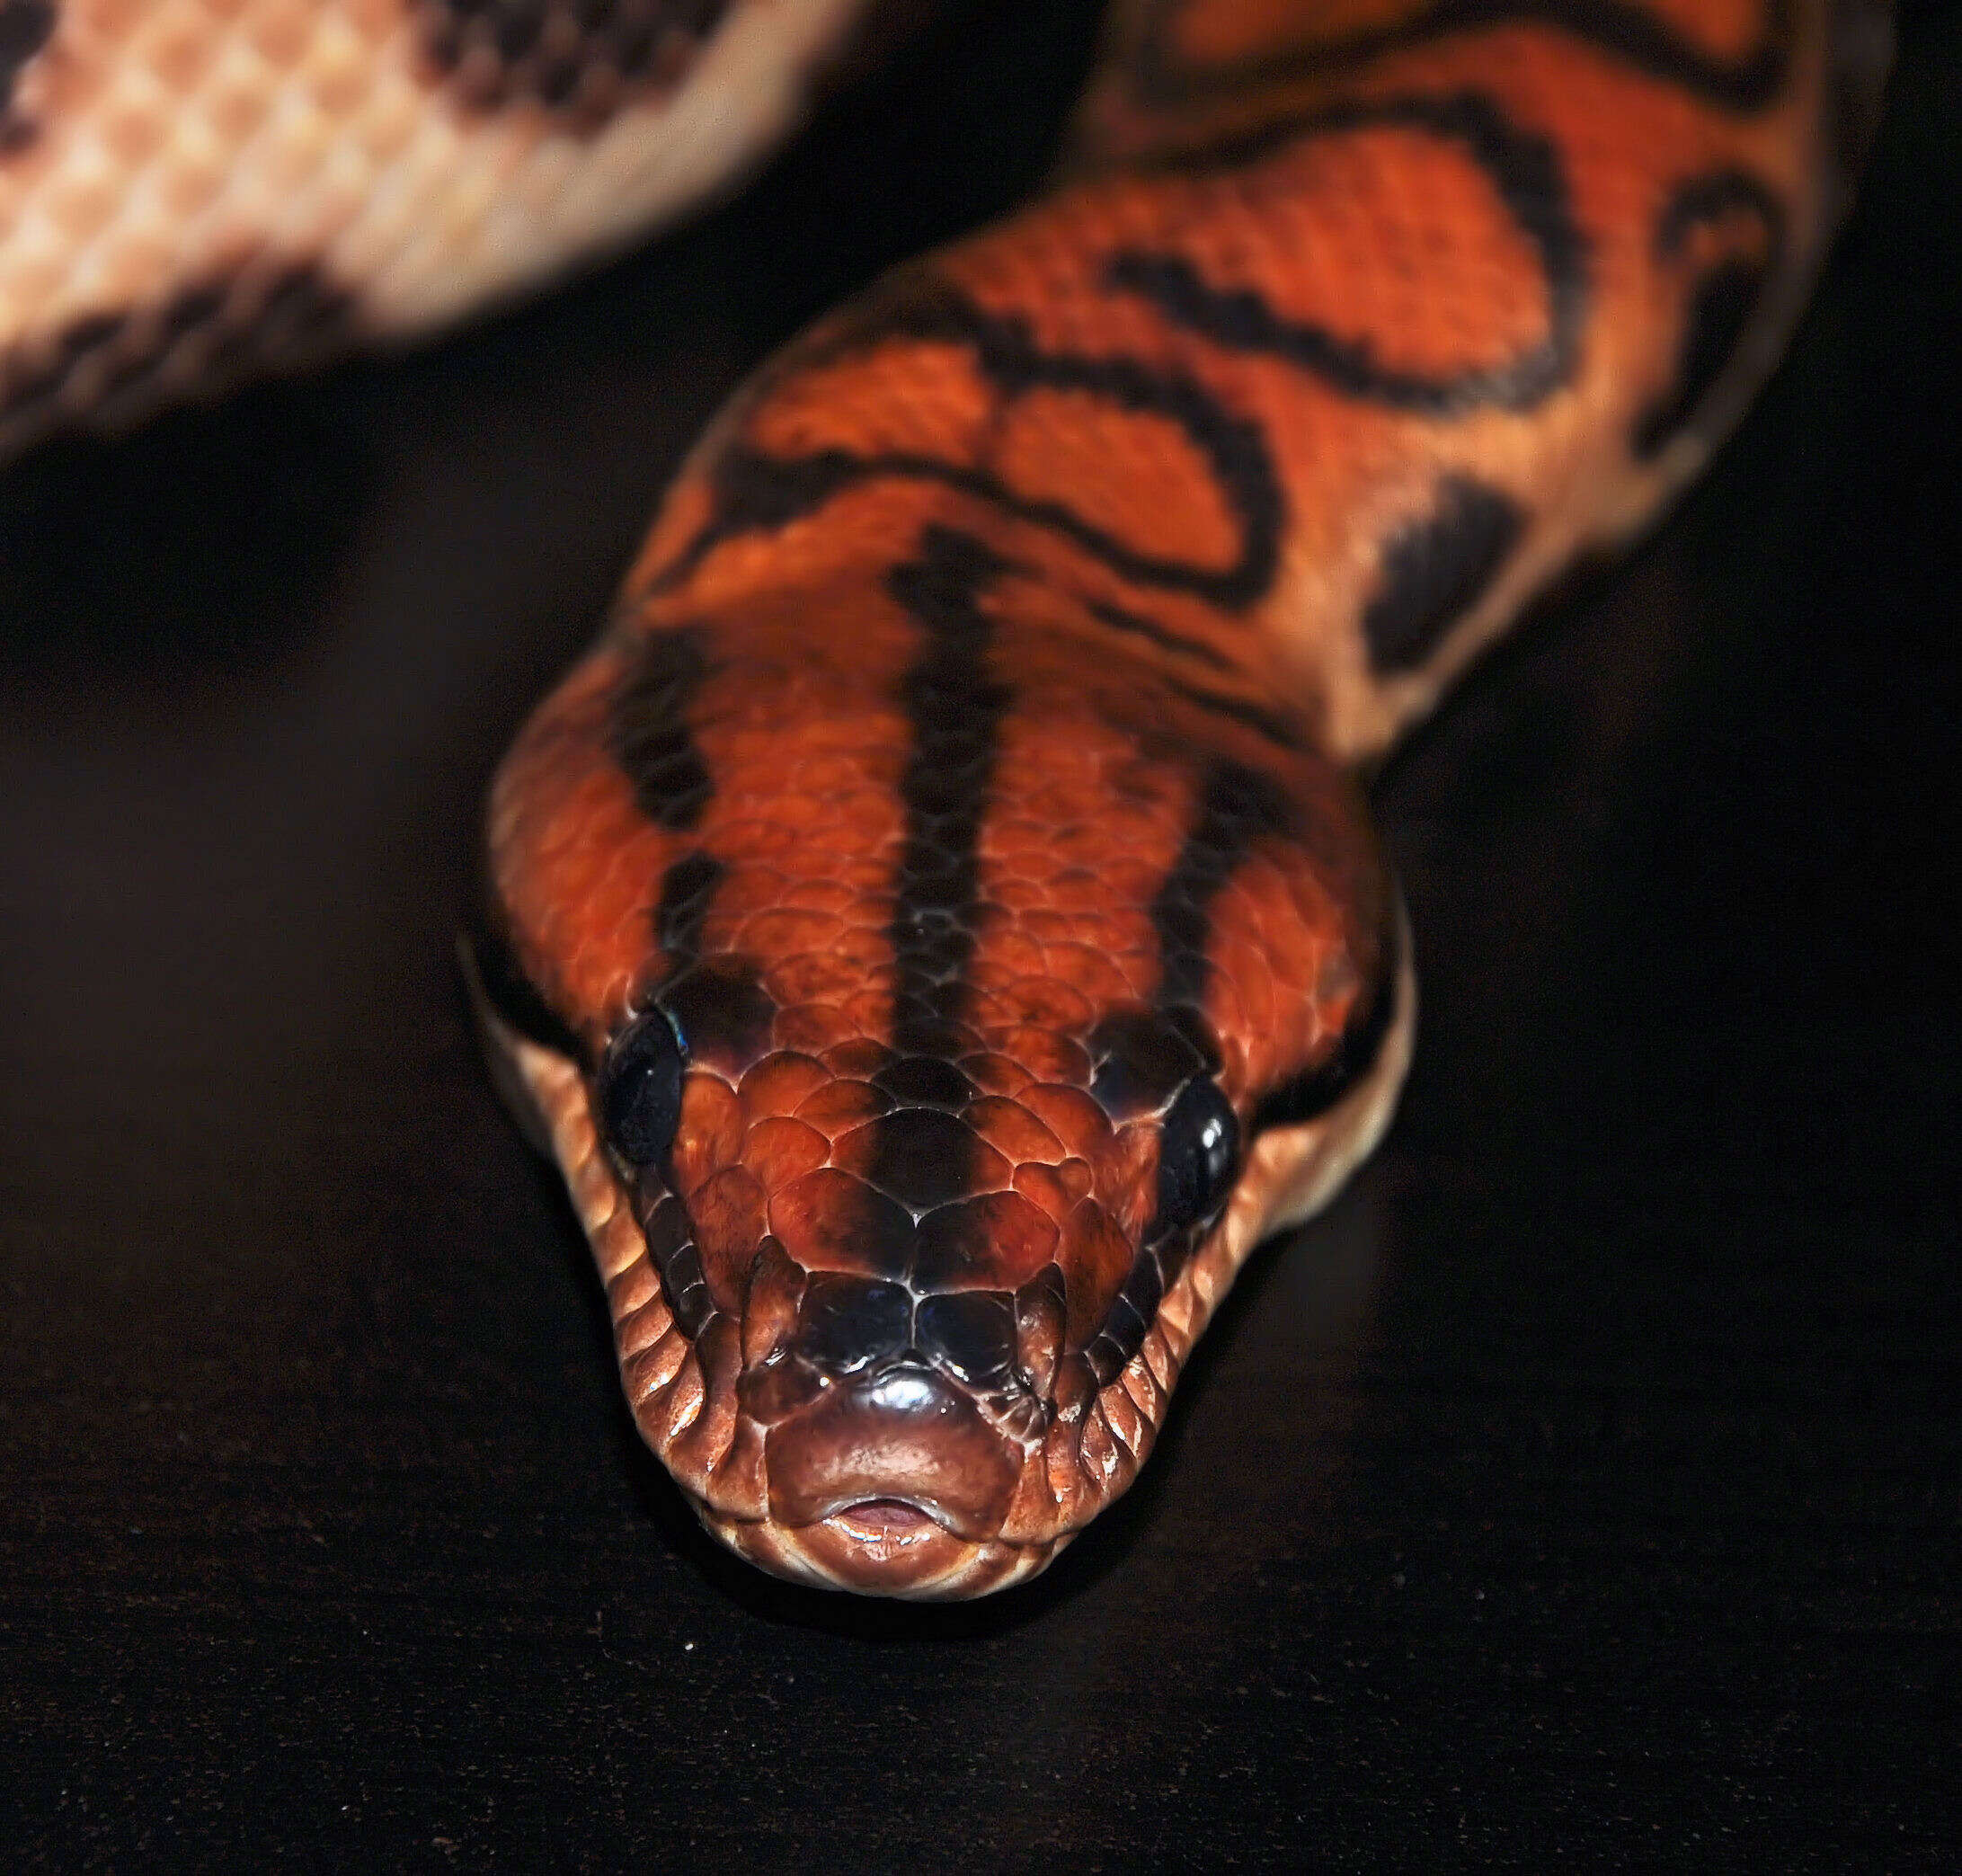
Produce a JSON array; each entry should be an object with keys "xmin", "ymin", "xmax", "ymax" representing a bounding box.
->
[{"xmin": 3, "ymin": 4, "xmax": 1958, "ymax": 1866}]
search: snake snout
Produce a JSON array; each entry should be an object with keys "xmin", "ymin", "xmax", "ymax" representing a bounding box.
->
[{"xmin": 763, "ymin": 1361, "xmax": 1022, "ymax": 1542}]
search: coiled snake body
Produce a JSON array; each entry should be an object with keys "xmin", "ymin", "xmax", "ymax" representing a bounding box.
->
[{"xmin": 1, "ymin": 0, "xmax": 1893, "ymax": 1596}]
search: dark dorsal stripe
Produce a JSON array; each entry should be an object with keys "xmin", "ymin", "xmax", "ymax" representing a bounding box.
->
[
  {"xmin": 1108, "ymin": 93, "xmax": 1589, "ymax": 418},
  {"xmin": 1362, "ymin": 474, "xmax": 1525, "ymax": 672},
  {"xmin": 883, "ymin": 526, "xmax": 1015, "ymax": 1050},
  {"xmin": 655, "ymin": 849, "xmax": 724, "ymax": 961},
  {"xmin": 1150, "ymin": 760, "xmax": 1296, "ymax": 1017},
  {"xmin": 608, "ymin": 626, "xmax": 716, "ymax": 831},
  {"xmin": 1634, "ymin": 170, "xmax": 1788, "ymax": 461},
  {"xmin": 1131, "ymin": 0, "xmax": 1795, "ymax": 111}
]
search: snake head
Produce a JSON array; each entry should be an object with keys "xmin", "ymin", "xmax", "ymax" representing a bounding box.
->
[{"xmin": 472, "ymin": 584, "xmax": 1407, "ymax": 1597}]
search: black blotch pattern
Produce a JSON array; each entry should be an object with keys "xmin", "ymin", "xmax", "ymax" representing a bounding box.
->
[
  {"xmin": 1150, "ymin": 760, "xmax": 1295, "ymax": 1017},
  {"xmin": 1362, "ymin": 474, "xmax": 1525, "ymax": 672},
  {"xmin": 416, "ymin": 0, "xmax": 732, "ymax": 115},
  {"xmin": 1634, "ymin": 171, "xmax": 1788, "ymax": 461},
  {"xmin": 660, "ymin": 960, "xmax": 775, "ymax": 1072},
  {"xmin": 1131, "ymin": 0, "xmax": 1794, "ymax": 111},
  {"xmin": 1108, "ymin": 93, "xmax": 1590, "ymax": 417},
  {"xmin": 872, "ymin": 1055, "xmax": 975, "ymax": 1110},
  {"xmin": 0, "ymin": 267, "xmax": 355, "ymax": 457},
  {"xmin": 655, "ymin": 849, "xmax": 724, "ymax": 961},
  {"xmin": 608, "ymin": 627, "xmax": 715, "ymax": 831},
  {"xmin": 861, "ymin": 1108, "xmax": 976, "ymax": 1215},
  {"xmin": 1088, "ymin": 1009, "xmax": 1206, "ymax": 1122},
  {"xmin": 653, "ymin": 285, "xmax": 1287, "ymax": 610}
]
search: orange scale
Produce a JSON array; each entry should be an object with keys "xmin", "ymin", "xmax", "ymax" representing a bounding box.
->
[
  {"xmin": 1104, "ymin": 858, "xmax": 1174, "ymax": 905},
  {"xmin": 823, "ymin": 1036, "xmax": 892, "ymax": 1080},
  {"xmin": 965, "ymin": 1096, "xmax": 1068, "ymax": 1167},
  {"xmin": 788, "ymin": 751, "xmax": 875, "ymax": 795},
  {"xmin": 1059, "ymin": 1199, "xmax": 1136, "ymax": 1347},
  {"xmin": 1016, "ymin": 1084, "xmax": 1114, "ymax": 1162},
  {"xmin": 988, "ymin": 1025, "xmax": 1092, "ymax": 1089},
  {"xmin": 1017, "ymin": 909, "xmax": 1077, "ymax": 947},
  {"xmin": 912, "ymin": 1192, "xmax": 1061, "ymax": 1292},
  {"xmin": 777, "ymin": 877, "xmax": 857, "ymax": 914},
  {"xmin": 979, "ymin": 929, "xmax": 1050, "ymax": 982},
  {"xmin": 1034, "ymin": 941, "xmax": 1133, "ymax": 1007},
  {"xmin": 1011, "ymin": 1160, "xmax": 1076, "ymax": 1228},
  {"xmin": 766, "ymin": 951, "xmax": 862, "ymax": 1010},
  {"xmin": 838, "ymin": 856, "xmax": 897, "ymax": 892},
  {"xmin": 839, "ymin": 985, "xmax": 894, "ymax": 1036},
  {"xmin": 984, "ymin": 876, "xmax": 1056, "ymax": 916},
  {"xmin": 991, "ymin": 974, "xmax": 1096, "ymax": 1032},
  {"xmin": 743, "ymin": 1116, "xmax": 833, "ymax": 1195},
  {"xmin": 793, "ymin": 1078, "xmax": 894, "ymax": 1134},
  {"xmin": 768, "ymin": 1167, "xmax": 913, "ymax": 1280},
  {"xmin": 771, "ymin": 1003, "xmax": 860, "ymax": 1055},
  {"xmin": 688, "ymin": 1167, "xmax": 769, "ymax": 1311},
  {"xmin": 671, "ymin": 1072, "xmax": 748, "ymax": 1191},
  {"xmin": 736, "ymin": 909, "xmax": 848, "ymax": 957},
  {"xmin": 709, "ymin": 866, "xmax": 794, "ymax": 917},
  {"xmin": 738, "ymin": 1051, "xmax": 832, "ymax": 1123},
  {"xmin": 954, "ymin": 1053, "xmax": 1026, "ymax": 1098},
  {"xmin": 1203, "ymin": 970, "xmax": 1251, "ymax": 1051}
]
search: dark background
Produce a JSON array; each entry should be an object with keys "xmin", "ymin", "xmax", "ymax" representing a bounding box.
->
[{"xmin": 3, "ymin": 2, "xmax": 1957, "ymax": 1865}]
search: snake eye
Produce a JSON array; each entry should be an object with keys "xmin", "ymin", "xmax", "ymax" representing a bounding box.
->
[
  {"xmin": 1153, "ymin": 1077, "xmax": 1240, "ymax": 1240},
  {"xmin": 596, "ymin": 1009, "xmax": 686, "ymax": 1168}
]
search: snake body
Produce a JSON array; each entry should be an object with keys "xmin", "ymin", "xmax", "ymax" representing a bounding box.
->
[{"xmin": 1, "ymin": 0, "xmax": 1892, "ymax": 1596}]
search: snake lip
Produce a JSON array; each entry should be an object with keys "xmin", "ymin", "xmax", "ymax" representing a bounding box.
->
[{"xmin": 763, "ymin": 1361, "xmax": 1023, "ymax": 1542}]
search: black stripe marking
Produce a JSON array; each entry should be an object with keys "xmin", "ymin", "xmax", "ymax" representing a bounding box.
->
[
  {"xmin": 1086, "ymin": 598, "xmax": 1237, "ymax": 672},
  {"xmin": 1132, "ymin": 0, "xmax": 1795, "ymax": 111},
  {"xmin": 655, "ymin": 849, "xmax": 724, "ymax": 962},
  {"xmin": 883, "ymin": 526, "xmax": 1015, "ymax": 1049},
  {"xmin": 651, "ymin": 286, "xmax": 1286, "ymax": 611},
  {"xmin": 1362, "ymin": 474, "xmax": 1526, "ymax": 673},
  {"xmin": 1108, "ymin": 93, "xmax": 1589, "ymax": 417},
  {"xmin": 1635, "ymin": 171, "xmax": 1788, "ymax": 461},
  {"xmin": 1150, "ymin": 760, "xmax": 1296, "ymax": 1017},
  {"xmin": 608, "ymin": 627, "xmax": 716, "ymax": 831},
  {"xmin": 1159, "ymin": 675, "xmax": 1308, "ymax": 752}
]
